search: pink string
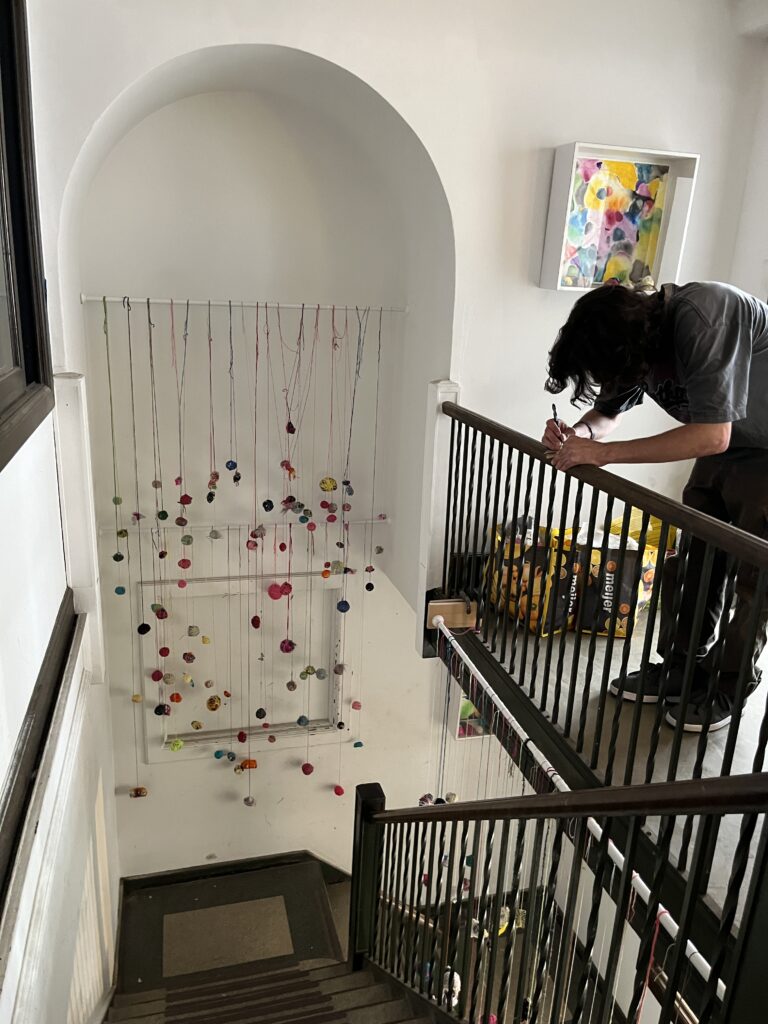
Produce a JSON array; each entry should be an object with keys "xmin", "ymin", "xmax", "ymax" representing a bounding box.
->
[{"xmin": 637, "ymin": 909, "xmax": 668, "ymax": 1022}]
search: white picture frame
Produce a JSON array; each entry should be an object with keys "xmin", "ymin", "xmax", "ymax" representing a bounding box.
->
[{"xmin": 539, "ymin": 142, "xmax": 699, "ymax": 292}]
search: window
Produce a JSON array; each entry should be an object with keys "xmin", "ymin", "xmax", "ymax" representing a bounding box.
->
[{"xmin": 0, "ymin": 0, "xmax": 53, "ymax": 472}]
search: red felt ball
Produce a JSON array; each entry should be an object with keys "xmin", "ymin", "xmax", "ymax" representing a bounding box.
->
[
  {"xmin": 180, "ymin": 493, "xmax": 192, "ymax": 506},
  {"xmin": 156, "ymin": 608, "xmax": 168, "ymax": 619},
  {"xmin": 151, "ymin": 669, "xmax": 163, "ymax": 682},
  {"xmin": 280, "ymin": 581, "xmax": 292, "ymax": 596},
  {"xmin": 237, "ymin": 730, "xmax": 247, "ymax": 743},
  {"xmin": 159, "ymin": 646, "xmax": 170, "ymax": 658},
  {"xmin": 352, "ymin": 700, "xmax": 362, "ymax": 711},
  {"xmin": 342, "ymin": 503, "xmax": 351, "ymax": 512},
  {"xmin": 169, "ymin": 692, "xmax": 182, "ymax": 703},
  {"xmin": 223, "ymin": 690, "xmax": 232, "ymax": 698},
  {"xmin": 279, "ymin": 542, "xmax": 287, "ymax": 552},
  {"xmin": 268, "ymin": 582, "xmax": 283, "ymax": 600},
  {"xmin": 261, "ymin": 722, "xmax": 270, "ymax": 729},
  {"xmin": 320, "ymin": 500, "xmax": 329, "ymax": 510},
  {"xmin": 178, "ymin": 557, "xmax": 191, "ymax": 569},
  {"xmin": 327, "ymin": 514, "xmax": 337, "ymax": 523},
  {"xmin": 246, "ymin": 539, "xmax": 257, "ymax": 550},
  {"xmin": 251, "ymin": 615, "xmax": 261, "ymax": 629},
  {"xmin": 301, "ymin": 762, "xmax": 314, "ymax": 776},
  {"xmin": 334, "ymin": 785, "xmax": 345, "ymax": 797},
  {"xmin": 177, "ymin": 579, "xmax": 187, "ymax": 589},
  {"xmin": 324, "ymin": 561, "xmax": 331, "ymax": 568},
  {"xmin": 307, "ymin": 522, "xmax": 317, "ymax": 532}
]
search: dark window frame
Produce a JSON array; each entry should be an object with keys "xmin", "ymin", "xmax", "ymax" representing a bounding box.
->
[{"xmin": 0, "ymin": 0, "xmax": 53, "ymax": 473}]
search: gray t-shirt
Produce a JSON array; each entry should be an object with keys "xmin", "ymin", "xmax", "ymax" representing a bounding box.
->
[{"xmin": 594, "ymin": 282, "xmax": 768, "ymax": 449}]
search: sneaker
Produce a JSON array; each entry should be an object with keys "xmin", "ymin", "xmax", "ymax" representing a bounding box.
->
[
  {"xmin": 609, "ymin": 663, "xmax": 673, "ymax": 704},
  {"xmin": 665, "ymin": 693, "xmax": 734, "ymax": 733}
]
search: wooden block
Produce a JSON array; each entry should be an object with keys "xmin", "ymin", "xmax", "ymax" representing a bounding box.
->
[{"xmin": 427, "ymin": 599, "xmax": 477, "ymax": 629}]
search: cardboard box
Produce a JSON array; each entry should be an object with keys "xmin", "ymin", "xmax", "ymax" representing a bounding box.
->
[{"xmin": 489, "ymin": 523, "xmax": 578, "ymax": 637}]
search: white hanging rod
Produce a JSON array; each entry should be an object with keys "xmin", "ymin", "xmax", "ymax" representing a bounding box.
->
[
  {"xmin": 80, "ymin": 294, "xmax": 408, "ymax": 314},
  {"xmin": 433, "ymin": 616, "xmax": 727, "ymax": 1002}
]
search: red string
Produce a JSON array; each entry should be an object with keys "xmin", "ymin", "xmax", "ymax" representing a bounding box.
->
[{"xmin": 637, "ymin": 909, "xmax": 668, "ymax": 1021}]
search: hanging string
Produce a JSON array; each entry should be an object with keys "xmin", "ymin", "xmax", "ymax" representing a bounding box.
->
[
  {"xmin": 146, "ymin": 299, "xmax": 164, "ymax": 523},
  {"xmin": 173, "ymin": 301, "xmax": 190, "ymax": 501},
  {"xmin": 102, "ymin": 297, "xmax": 126, "ymax": 566},
  {"xmin": 365, "ymin": 308, "xmax": 384, "ymax": 593},
  {"xmin": 124, "ymin": 296, "xmax": 150, "ymax": 634},
  {"xmin": 205, "ymin": 299, "xmax": 218, "ymax": 491},
  {"xmin": 227, "ymin": 300, "xmax": 240, "ymax": 483},
  {"xmin": 342, "ymin": 306, "xmax": 370, "ymax": 481}
]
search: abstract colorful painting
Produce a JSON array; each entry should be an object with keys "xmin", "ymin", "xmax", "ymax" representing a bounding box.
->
[{"xmin": 560, "ymin": 159, "xmax": 669, "ymax": 289}]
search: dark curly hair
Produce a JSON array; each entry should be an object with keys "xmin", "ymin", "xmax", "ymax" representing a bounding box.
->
[{"xmin": 545, "ymin": 284, "xmax": 665, "ymax": 406}]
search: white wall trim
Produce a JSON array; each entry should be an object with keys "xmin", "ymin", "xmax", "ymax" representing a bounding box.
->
[
  {"xmin": 0, "ymin": 616, "xmax": 88, "ymax": 1012},
  {"xmin": 415, "ymin": 379, "xmax": 460, "ymax": 653}
]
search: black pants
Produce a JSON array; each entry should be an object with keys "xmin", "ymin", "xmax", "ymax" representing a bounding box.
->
[{"xmin": 658, "ymin": 449, "xmax": 768, "ymax": 696}]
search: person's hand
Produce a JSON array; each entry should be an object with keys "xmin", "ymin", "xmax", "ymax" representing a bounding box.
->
[
  {"xmin": 542, "ymin": 418, "xmax": 575, "ymax": 450},
  {"xmin": 550, "ymin": 436, "xmax": 607, "ymax": 471}
]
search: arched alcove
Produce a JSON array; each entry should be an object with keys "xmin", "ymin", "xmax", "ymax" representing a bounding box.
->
[{"xmin": 60, "ymin": 45, "xmax": 455, "ymax": 873}]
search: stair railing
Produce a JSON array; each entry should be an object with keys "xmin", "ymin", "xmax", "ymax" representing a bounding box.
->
[
  {"xmin": 349, "ymin": 773, "xmax": 768, "ymax": 1024},
  {"xmin": 434, "ymin": 402, "xmax": 768, "ymax": 880}
]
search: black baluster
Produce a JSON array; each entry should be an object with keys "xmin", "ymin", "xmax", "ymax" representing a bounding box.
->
[
  {"xmin": 461, "ymin": 428, "xmax": 479, "ymax": 596},
  {"xmin": 657, "ymin": 815, "xmax": 719, "ymax": 1024},
  {"xmin": 437, "ymin": 823, "xmax": 459, "ymax": 1010},
  {"xmin": 469, "ymin": 819, "xmax": 496, "ymax": 1022},
  {"xmin": 665, "ymin": 544, "xmax": 717, "ymax": 783},
  {"xmin": 601, "ymin": 510, "xmax": 650, "ymax": 785},
  {"xmin": 489, "ymin": 447, "xmax": 514, "ymax": 652},
  {"xmin": 528, "ymin": 460, "xmax": 559, "ymax": 702},
  {"xmin": 397, "ymin": 823, "xmax": 413, "ymax": 979},
  {"xmin": 622, "ymin": 521, "xmax": 670, "ymax": 786},
  {"xmin": 548, "ymin": 816, "xmax": 589, "ymax": 1023},
  {"xmin": 569, "ymin": 818, "xmax": 614, "ymax": 1024},
  {"xmin": 513, "ymin": 458, "xmax": 548, "ymax": 690},
  {"xmin": 445, "ymin": 820, "xmax": 470, "ymax": 1015},
  {"xmin": 497, "ymin": 817, "xmax": 528, "ymax": 1024},
  {"xmin": 481, "ymin": 820, "xmax": 512, "ymax": 1024},
  {"xmin": 389, "ymin": 822, "xmax": 405, "ymax": 975},
  {"xmin": 458, "ymin": 823, "xmax": 482, "ymax": 1019},
  {"xmin": 481, "ymin": 441, "xmax": 505, "ymax": 643},
  {"xmin": 442, "ymin": 417, "xmax": 457, "ymax": 594},
  {"xmin": 644, "ymin": 532, "xmax": 693, "ymax": 784},
  {"xmin": 564, "ymin": 486, "xmax": 600, "ymax": 739},
  {"xmin": 626, "ymin": 814, "xmax": 677, "ymax": 1021},
  {"xmin": 383, "ymin": 823, "xmax": 397, "ymax": 969},
  {"xmin": 412, "ymin": 818, "xmax": 430, "ymax": 986},
  {"xmin": 540, "ymin": 472, "xmax": 572, "ymax": 714},
  {"xmin": 499, "ymin": 453, "xmax": 528, "ymax": 667},
  {"xmin": 417, "ymin": 821, "xmax": 438, "ymax": 995},
  {"xmin": 594, "ymin": 817, "xmax": 641, "ymax": 1024},
  {"xmin": 529, "ymin": 820, "xmax": 565, "ymax": 1024},
  {"xmin": 514, "ymin": 818, "xmax": 547, "ymax": 1024},
  {"xmin": 553, "ymin": 479, "xmax": 584, "ymax": 727},
  {"xmin": 468, "ymin": 432, "xmax": 488, "ymax": 602},
  {"xmin": 576, "ymin": 494, "xmax": 615, "ymax": 755},
  {"xmin": 427, "ymin": 823, "xmax": 448, "ymax": 1001}
]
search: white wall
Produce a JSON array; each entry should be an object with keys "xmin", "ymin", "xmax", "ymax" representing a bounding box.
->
[
  {"xmin": 0, "ymin": 419, "xmax": 67, "ymax": 787},
  {"xmin": 24, "ymin": 0, "xmax": 768, "ymax": 878},
  {"xmin": 28, "ymin": 1, "xmax": 766, "ymax": 504},
  {"xmin": 730, "ymin": 43, "xmax": 768, "ymax": 298},
  {"xmin": 0, "ymin": 627, "xmax": 120, "ymax": 1024}
]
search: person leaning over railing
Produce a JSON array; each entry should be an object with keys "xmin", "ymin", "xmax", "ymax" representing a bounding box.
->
[{"xmin": 541, "ymin": 279, "xmax": 768, "ymax": 733}]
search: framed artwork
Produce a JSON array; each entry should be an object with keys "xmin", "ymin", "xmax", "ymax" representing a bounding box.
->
[{"xmin": 540, "ymin": 143, "xmax": 699, "ymax": 292}]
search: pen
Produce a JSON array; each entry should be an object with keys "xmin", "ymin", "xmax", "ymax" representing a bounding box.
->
[{"xmin": 552, "ymin": 403, "xmax": 560, "ymax": 428}]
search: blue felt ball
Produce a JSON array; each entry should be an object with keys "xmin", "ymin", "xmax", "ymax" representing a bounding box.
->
[
  {"xmin": 214, "ymin": 750, "xmax": 225, "ymax": 759},
  {"xmin": 115, "ymin": 586, "xmax": 126, "ymax": 595},
  {"xmin": 297, "ymin": 715, "xmax": 309, "ymax": 727},
  {"xmin": 353, "ymin": 740, "xmax": 364, "ymax": 749},
  {"xmin": 226, "ymin": 459, "xmax": 237, "ymax": 471},
  {"xmin": 226, "ymin": 751, "xmax": 237, "ymax": 762},
  {"xmin": 337, "ymin": 600, "xmax": 350, "ymax": 613}
]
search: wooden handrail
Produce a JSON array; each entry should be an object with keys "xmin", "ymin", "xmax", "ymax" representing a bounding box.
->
[
  {"xmin": 372, "ymin": 771, "xmax": 768, "ymax": 825},
  {"xmin": 443, "ymin": 401, "xmax": 768, "ymax": 570}
]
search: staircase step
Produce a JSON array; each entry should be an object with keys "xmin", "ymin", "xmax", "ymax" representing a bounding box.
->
[
  {"xmin": 113, "ymin": 965, "xmax": 313, "ymax": 1010},
  {"xmin": 346, "ymin": 999, "xmax": 415, "ymax": 1024}
]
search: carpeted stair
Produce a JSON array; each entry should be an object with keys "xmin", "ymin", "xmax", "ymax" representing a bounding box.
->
[{"xmin": 106, "ymin": 957, "xmax": 430, "ymax": 1024}]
